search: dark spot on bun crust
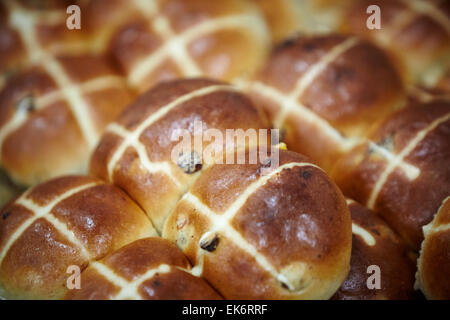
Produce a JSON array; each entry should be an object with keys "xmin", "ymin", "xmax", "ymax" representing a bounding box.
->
[
  {"xmin": 302, "ymin": 171, "xmax": 312, "ymax": 180},
  {"xmin": 200, "ymin": 234, "xmax": 220, "ymax": 252}
]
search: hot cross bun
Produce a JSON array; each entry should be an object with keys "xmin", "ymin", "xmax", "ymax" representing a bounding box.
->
[
  {"xmin": 90, "ymin": 78, "xmax": 270, "ymax": 232},
  {"xmin": 83, "ymin": 0, "xmax": 271, "ymax": 92},
  {"xmin": 0, "ymin": 1, "xmax": 134, "ymax": 187},
  {"xmin": 332, "ymin": 100, "xmax": 450, "ymax": 250},
  {"xmin": 244, "ymin": 33, "xmax": 405, "ymax": 172},
  {"xmin": 333, "ymin": 200, "xmax": 417, "ymax": 300},
  {"xmin": 0, "ymin": 175, "xmax": 156, "ymax": 299},
  {"xmin": 163, "ymin": 149, "xmax": 352, "ymax": 299},
  {"xmin": 340, "ymin": 0, "xmax": 450, "ymax": 88},
  {"xmin": 0, "ymin": 0, "xmax": 89, "ymax": 83}
]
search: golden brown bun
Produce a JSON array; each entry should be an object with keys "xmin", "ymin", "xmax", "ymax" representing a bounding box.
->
[
  {"xmin": 0, "ymin": 170, "xmax": 23, "ymax": 208},
  {"xmin": 340, "ymin": 0, "xmax": 450, "ymax": 87},
  {"xmin": 251, "ymin": 0, "xmax": 355, "ymax": 39},
  {"xmin": 163, "ymin": 149, "xmax": 352, "ymax": 299},
  {"xmin": 246, "ymin": 34, "xmax": 405, "ymax": 172},
  {"xmin": 416, "ymin": 196, "xmax": 450, "ymax": 299},
  {"xmin": 0, "ymin": 1, "xmax": 134, "ymax": 187},
  {"xmin": 0, "ymin": 54, "xmax": 133, "ymax": 186},
  {"xmin": 84, "ymin": 0, "xmax": 270, "ymax": 92},
  {"xmin": 332, "ymin": 100, "xmax": 450, "ymax": 250},
  {"xmin": 65, "ymin": 237, "xmax": 222, "ymax": 300},
  {"xmin": 333, "ymin": 200, "xmax": 417, "ymax": 300},
  {"xmin": 0, "ymin": 175, "xmax": 156, "ymax": 299},
  {"xmin": 90, "ymin": 78, "xmax": 270, "ymax": 232}
]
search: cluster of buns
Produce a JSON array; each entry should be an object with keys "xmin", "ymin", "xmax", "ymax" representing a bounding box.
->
[
  {"xmin": 0, "ymin": 1, "xmax": 133, "ymax": 188},
  {"xmin": 0, "ymin": 0, "xmax": 449, "ymax": 300},
  {"xmin": 0, "ymin": 79, "xmax": 352, "ymax": 300},
  {"xmin": 277, "ymin": 0, "xmax": 450, "ymax": 88}
]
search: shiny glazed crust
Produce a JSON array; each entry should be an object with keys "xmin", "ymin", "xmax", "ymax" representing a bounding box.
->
[
  {"xmin": 83, "ymin": 0, "xmax": 271, "ymax": 92},
  {"xmin": 246, "ymin": 34, "xmax": 404, "ymax": 172},
  {"xmin": 416, "ymin": 196, "xmax": 450, "ymax": 299},
  {"xmin": 163, "ymin": 149, "xmax": 352, "ymax": 299},
  {"xmin": 90, "ymin": 78, "xmax": 270, "ymax": 231},
  {"xmin": 332, "ymin": 101, "xmax": 450, "ymax": 250},
  {"xmin": 340, "ymin": 0, "xmax": 450, "ymax": 87},
  {"xmin": 65, "ymin": 237, "xmax": 222, "ymax": 300},
  {"xmin": 333, "ymin": 200, "xmax": 416, "ymax": 300},
  {"xmin": 0, "ymin": 175, "xmax": 156, "ymax": 299},
  {"xmin": 0, "ymin": 55, "xmax": 132, "ymax": 186}
]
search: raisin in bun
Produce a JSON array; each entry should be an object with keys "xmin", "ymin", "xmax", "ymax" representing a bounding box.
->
[
  {"xmin": 250, "ymin": 0, "xmax": 304, "ymax": 42},
  {"xmin": 0, "ymin": 175, "xmax": 156, "ymax": 299},
  {"xmin": 83, "ymin": 0, "xmax": 270, "ymax": 92}
]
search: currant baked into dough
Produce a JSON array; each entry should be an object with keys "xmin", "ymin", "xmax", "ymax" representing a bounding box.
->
[{"xmin": 90, "ymin": 78, "xmax": 270, "ymax": 232}]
